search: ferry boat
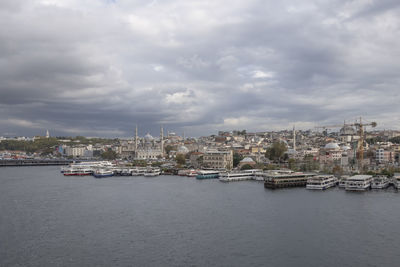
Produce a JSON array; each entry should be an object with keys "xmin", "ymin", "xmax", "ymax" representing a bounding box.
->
[
  {"xmin": 392, "ymin": 174, "xmax": 400, "ymax": 189},
  {"xmin": 63, "ymin": 167, "xmax": 93, "ymax": 176},
  {"xmin": 345, "ymin": 175, "xmax": 372, "ymax": 191},
  {"xmin": 371, "ymin": 176, "xmax": 390, "ymax": 189},
  {"xmin": 338, "ymin": 175, "xmax": 349, "ymax": 188},
  {"xmin": 306, "ymin": 175, "xmax": 337, "ymax": 190},
  {"xmin": 219, "ymin": 171, "xmax": 254, "ymax": 182},
  {"xmin": 178, "ymin": 170, "xmax": 189, "ymax": 176},
  {"xmin": 186, "ymin": 169, "xmax": 199, "ymax": 177},
  {"xmin": 131, "ymin": 167, "xmax": 147, "ymax": 176},
  {"xmin": 93, "ymin": 169, "xmax": 114, "ymax": 178},
  {"xmin": 196, "ymin": 170, "xmax": 220, "ymax": 179},
  {"xmin": 144, "ymin": 168, "xmax": 161, "ymax": 177}
]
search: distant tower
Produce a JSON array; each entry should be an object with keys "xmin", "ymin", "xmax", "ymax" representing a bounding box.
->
[
  {"xmin": 135, "ymin": 125, "xmax": 138, "ymax": 155},
  {"xmin": 46, "ymin": 129, "xmax": 50, "ymax": 138},
  {"xmin": 293, "ymin": 125, "xmax": 296, "ymax": 151},
  {"xmin": 160, "ymin": 126, "xmax": 164, "ymax": 157},
  {"xmin": 183, "ymin": 131, "xmax": 185, "ymax": 141}
]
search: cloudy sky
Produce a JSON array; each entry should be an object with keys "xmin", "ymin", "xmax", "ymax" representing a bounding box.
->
[{"xmin": 1, "ymin": 0, "xmax": 399, "ymax": 137}]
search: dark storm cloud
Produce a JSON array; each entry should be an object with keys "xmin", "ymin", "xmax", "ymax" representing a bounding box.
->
[{"xmin": 0, "ymin": 0, "xmax": 399, "ymax": 137}]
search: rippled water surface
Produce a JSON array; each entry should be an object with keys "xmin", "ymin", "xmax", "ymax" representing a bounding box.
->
[{"xmin": 1, "ymin": 166, "xmax": 400, "ymax": 266}]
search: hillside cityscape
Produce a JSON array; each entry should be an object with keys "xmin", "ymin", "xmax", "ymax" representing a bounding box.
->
[{"xmin": 2, "ymin": 119, "xmax": 400, "ymax": 175}]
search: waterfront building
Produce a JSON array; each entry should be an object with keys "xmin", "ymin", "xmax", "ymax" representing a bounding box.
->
[{"xmin": 203, "ymin": 149, "xmax": 233, "ymax": 170}]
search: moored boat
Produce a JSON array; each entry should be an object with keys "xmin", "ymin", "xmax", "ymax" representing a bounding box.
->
[
  {"xmin": 306, "ymin": 175, "xmax": 337, "ymax": 190},
  {"xmin": 371, "ymin": 176, "xmax": 390, "ymax": 189},
  {"xmin": 196, "ymin": 170, "xmax": 220, "ymax": 179},
  {"xmin": 93, "ymin": 169, "xmax": 114, "ymax": 178},
  {"xmin": 345, "ymin": 175, "xmax": 372, "ymax": 191}
]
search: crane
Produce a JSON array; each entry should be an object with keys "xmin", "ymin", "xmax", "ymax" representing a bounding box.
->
[{"xmin": 315, "ymin": 117, "xmax": 377, "ymax": 171}]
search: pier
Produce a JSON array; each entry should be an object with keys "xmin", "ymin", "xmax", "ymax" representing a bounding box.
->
[
  {"xmin": 264, "ymin": 172, "xmax": 316, "ymax": 189},
  {"xmin": 0, "ymin": 159, "xmax": 74, "ymax": 167}
]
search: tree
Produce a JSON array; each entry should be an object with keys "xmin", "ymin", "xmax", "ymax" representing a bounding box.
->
[
  {"xmin": 265, "ymin": 141, "xmax": 287, "ymax": 162},
  {"xmin": 101, "ymin": 149, "xmax": 117, "ymax": 160},
  {"xmin": 240, "ymin": 164, "xmax": 253, "ymax": 170},
  {"xmin": 176, "ymin": 154, "xmax": 186, "ymax": 165},
  {"xmin": 165, "ymin": 145, "xmax": 174, "ymax": 155},
  {"xmin": 332, "ymin": 165, "xmax": 343, "ymax": 176},
  {"xmin": 233, "ymin": 152, "xmax": 243, "ymax": 167},
  {"xmin": 288, "ymin": 158, "xmax": 296, "ymax": 170}
]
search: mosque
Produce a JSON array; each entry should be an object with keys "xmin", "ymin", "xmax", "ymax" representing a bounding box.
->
[{"xmin": 133, "ymin": 126, "xmax": 164, "ymax": 160}]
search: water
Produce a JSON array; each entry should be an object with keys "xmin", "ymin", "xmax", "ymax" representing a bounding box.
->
[{"xmin": 1, "ymin": 167, "xmax": 400, "ymax": 267}]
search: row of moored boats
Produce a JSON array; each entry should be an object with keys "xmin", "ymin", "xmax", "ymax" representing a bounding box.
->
[
  {"xmin": 61, "ymin": 161, "xmax": 161, "ymax": 178},
  {"xmin": 307, "ymin": 174, "xmax": 400, "ymax": 191}
]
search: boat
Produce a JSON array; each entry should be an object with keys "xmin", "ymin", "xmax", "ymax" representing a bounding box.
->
[
  {"xmin": 371, "ymin": 176, "xmax": 390, "ymax": 189},
  {"xmin": 219, "ymin": 171, "xmax": 254, "ymax": 182},
  {"xmin": 306, "ymin": 175, "xmax": 337, "ymax": 190},
  {"xmin": 186, "ymin": 169, "xmax": 199, "ymax": 177},
  {"xmin": 178, "ymin": 170, "xmax": 189, "ymax": 176},
  {"xmin": 393, "ymin": 174, "xmax": 400, "ymax": 189},
  {"xmin": 144, "ymin": 168, "xmax": 161, "ymax": 177},
  {"xmin": 93, "ymin": 169, "xmax": 114, "ymax": 178},
  {"xmin": 345, "ymin": 175, "xmax": 372, "ymax": 191},
  {"xmin": 63, "ymin": 167, "xmax": 93, "ymax": 176},
  {"xmin": 338, "ymin": 175, "xmax": 349, "ymax": 188},
  {"xmin": 196, "ymin": 170, "xmax": 220, "ymax": 179}
]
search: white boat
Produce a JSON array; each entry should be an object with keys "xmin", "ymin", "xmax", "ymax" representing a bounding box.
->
[
  {"xmin": 131, "ymin": 167, "xmax": 147, "ymax": 176},
  {"xmin": 345, "ymin": 175, "xmax": 372, "ymax": 191},
  {"xmin": 338, "ymin": 175, "xmax": 349, "ymax": 188},
  {"xmin": 371, "ymin": 176, "xmax": 390, "ymax": 189},
  {"xmin": 93, "ymin": 169, "xmax": 114, "ymax": 178},
  {"xmin": 219, "ymin": 169, "xmax": 260, "ymax": 182},
  {"xmin": 306, "ymin": 175, "xmax": 337, "ymax": 190},
  {"xmin": 219, "ymin": 172, "xmax": 254, "ymax": 182},
  {"xmin": 63, "ymin": 166, "xmax": 93, "ymax": 176},
  {"xmin": 393, "ymin": 174, "xmax": 400, "ymax": 189},
  {"xmin": 186, "ymin": 170, "xmax": 199, "ymax": 177},
  {"xmin": 144, "ymin": 168, "xmax": 161, "ymax": 177}
]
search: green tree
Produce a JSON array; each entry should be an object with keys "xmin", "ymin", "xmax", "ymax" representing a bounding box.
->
[
  {"xmin": 233, "ymin": 152, "xmax": 243, "ymax": 167},
  {"xmin": 101, "ymin": 150, "xmax": 117, "ymax": 160},
  {"xmin": 176, "ymin": 154, "xmax": 186, "ymax": 165},
  {"xmin": 240, "ymin": 164, "xmax": 254, "ymax": 170},
  {"xmin": 165, "ymin": 145, "xmax": 174, "ymax": 155},
  {"xmin": 265, "ymin": 141, "xmax": 287, "ymax": 162},
  {"xmin": 288, "ymin": 158, "xmax": 296, "ymax": 170}
]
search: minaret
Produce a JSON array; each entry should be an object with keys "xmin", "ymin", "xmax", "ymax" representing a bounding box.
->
[
  {"xmin": 293, "ymin": 125, "xmax": 296, "ymax": 151},
  {"xmin": 46, "ymin": 129, "xmax": 50, "ymax": 138},
  {"xmin": 183, "ymin": 131, "xmax": 185, "ymax": 141},
  {"xmin": 160, "ymin": 125, "xmax": 164, "ymax": 157},
  {"xmin": 135, "ymin": 125, "xmax": 138, "ymax": 154}
]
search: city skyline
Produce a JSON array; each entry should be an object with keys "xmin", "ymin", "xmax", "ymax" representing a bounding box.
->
[{"xmin": 1, "ymin": 0, "xmax": 400, "ymax": 137}]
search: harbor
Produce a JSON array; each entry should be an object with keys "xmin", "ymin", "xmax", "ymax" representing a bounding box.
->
[{"xmin": 59, "ymin": 161, "xmax": 400, "ymax": 192}]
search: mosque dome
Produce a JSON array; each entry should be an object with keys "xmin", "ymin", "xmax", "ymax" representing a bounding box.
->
[
  {"xmin": 144, "ymin": 133, "xmax": 154, "ymax": 142},
  {"xmin": 324, "ymin": 142, "xmax": 340, "ymax": 150},
  {"xmin": 341, "ymin": 145, "xmax": 351, "ymax": 151},
  {"xmin": 240, "ymin": 157, "xmax": 255, "ymax": 163},
  {"xmin": 340, "ymin": 125, "xmax": 356, "ymax": 136},
  {"xmin": 178, "ymin": 145, "xmax": 189, "ymax": 154}
]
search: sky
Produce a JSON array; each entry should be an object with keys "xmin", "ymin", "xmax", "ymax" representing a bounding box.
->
[{"xmin": 1, "ymin": 0, "xmax": 400, "ymax": 138}]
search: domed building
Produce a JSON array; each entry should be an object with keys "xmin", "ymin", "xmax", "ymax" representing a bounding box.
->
[
  {"xmin": 340, "ymin": 125, "xmax": 356, "ymax": 136},
  {"xmin": 324, "ymin": 142, "xmax": 340, "ymax": 150},
  {"xmin": 339, "ymin": 125, "xmax": 358, "ymax": 142},
  {"xmin": 144, "ymin": 133, "xmax": 154, "ymax": 142},
  {"xmin": 320, "ymin": 142, "xmax": 342, "ymax": 165},
  {"xmin": 238, "ymin": 157, "xmax": 256, "ymax": 168},
  {"xmin": 177, "ymin": 145, "xmax": 189, "ymax": 154}
]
